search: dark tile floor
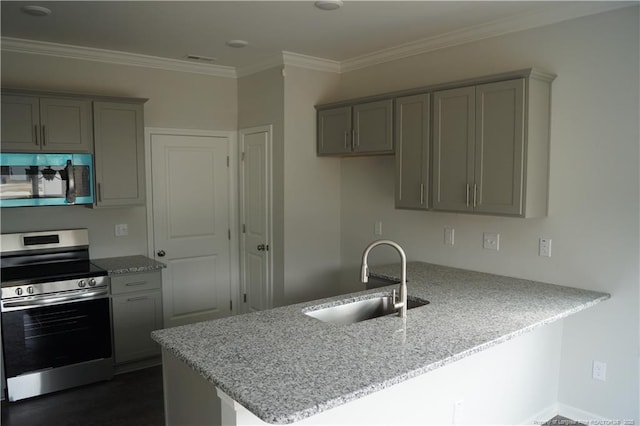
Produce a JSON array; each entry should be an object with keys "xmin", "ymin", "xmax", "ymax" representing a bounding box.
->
[{"xmin": 1, "ymin": 366, "xmax": 164, "ymax": 426}]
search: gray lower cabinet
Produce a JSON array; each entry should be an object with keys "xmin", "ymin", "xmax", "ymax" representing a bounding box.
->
[
  {"xmin": 317, "ymin": 99, "xmax": 393, "ymax": 156},
  {"xmin": 1, "ymin": 94, "xmax": 92, "ymax": 152},
  {"xmin": 111, "ymin": 271, "xmax": 163, "ymax": 364},
  {"xmin": 93, "ymin": 101, "xmax": 146, "ymax": 207},
  {"xmin": 395, "ymin": 93, "xmax": 430, "ymax": 210},
  {"xmin": 432, "ymin": 75, "xmax": 552, "ymax": 217}
]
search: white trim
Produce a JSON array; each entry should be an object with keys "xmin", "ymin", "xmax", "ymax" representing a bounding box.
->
[
  {"xmin": 2, "ymin": 37, "xmax": 237, "ymax": 78},
  {"xmin": 282, "ymin": 51, "xmax": 340, "ymax": 73},
  {"xmin": 2, "ymin": 3, "xmax": 629, "ymax": 77},
  {"xmin": 520, "ymin": 403, "xmax": 559, "ymax": 425},
  {"xmin": 145, "ymin": 127, "xmax": 240, "ymax": 319},
  {"xmin": 557, "ymin": 402, "xmax": 610, "ymax": 423},
  {"xmin": 340, "ymin": 2, "xmax": 631, "ymax": 73}
]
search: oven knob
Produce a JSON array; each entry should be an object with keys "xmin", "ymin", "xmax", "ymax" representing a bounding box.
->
[
  {"xmin": 89, "ymin": 278, "xmax": 97, "ymax": 287},
  {"xmin": 15, "ymin": 288, "xmax": 23, "ymax": 296},
  {"xmin": 78, "ymin": 280, "xmax": 87, "ymax": 288},
  {"xmin": 27, "ymin": 286, "xmax": 34, "ymax": 295}
]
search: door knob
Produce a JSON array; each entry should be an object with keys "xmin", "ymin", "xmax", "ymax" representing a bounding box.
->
[
  {"xmin": 157, "ymin": 250, "xmax": 166, "ymax": 257},
  {"xmin": 257, "ymin": 244, "xmax": 265, "ymax": 251}
]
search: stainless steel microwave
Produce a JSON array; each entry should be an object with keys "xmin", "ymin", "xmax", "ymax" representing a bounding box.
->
[{"xmin": 0, "ymin": 153, "xmax": 95, "ymax": 207}]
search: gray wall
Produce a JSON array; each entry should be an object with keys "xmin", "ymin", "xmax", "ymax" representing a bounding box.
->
[{"xmin": 333, "ymin": 7, "xmax": 639, "ymax": 420}]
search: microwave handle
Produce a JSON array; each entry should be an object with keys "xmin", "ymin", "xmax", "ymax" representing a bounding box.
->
[{"xmin": 65, "ymin": 159, "xmax": 76, "ymax": 204}]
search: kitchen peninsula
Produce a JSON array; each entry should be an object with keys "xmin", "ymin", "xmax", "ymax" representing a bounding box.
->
[{"xmin": 151, "ymin": 262, "xmax": 609, "ymax": 425}]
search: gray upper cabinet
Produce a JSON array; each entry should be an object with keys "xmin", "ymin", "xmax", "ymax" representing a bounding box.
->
[
  {"xmin": 432, "ymin": 86, "xmax": 476, "ymax": 213},
  {"xmin": 432, "ymin": 74, "xmax": 553, "ymax": 217},
  {"xmin": 93, "ymin": 101, "xmax": 145, "ymax": 207},
  {"xmin": 317, "ymin": 99, "xmax": 393, "ymax": 156},
  {"xmin": 317, "ymin": 106, "xmax": 352, "ymax": 155},
  {"xmin": 395, "ymin": 93, "xmax": 430, "ymax": 210},
  {"xmin": 1, "ymin": 95, "xmax": 92, "ymax": 153}
]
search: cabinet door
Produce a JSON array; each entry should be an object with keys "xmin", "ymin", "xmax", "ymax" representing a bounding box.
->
[
  {"xmin": 353, "ymin": 99, "xmax": 393, "ymax": 154},
  {"xmin": 40, "ymin": 98, "xmax": 92, "ymax": 152},
  {"xmin": 432, "ymin": 86, "xmax": 476, "ymax": 212},
  {"xmin": 112, "ymin": 290, "xmax": 163, "ymax": 364},
  {"xmin": 317, "ymin": 106, "xmax": 352, "ymax": 155},
  {"xmin": 395, "ymin": 94, "xmax": 430, "ymax": 210},
  {"xmin": 1, "ymin": 95, "xmax": 40, "ymax": 151},
  {"xmin": 474, "ymin": 79, "xmax": 525, "ymax": 216},
  {"xmin": 93, "ymin": 101, "xmax": 145, "ymax": 206}
]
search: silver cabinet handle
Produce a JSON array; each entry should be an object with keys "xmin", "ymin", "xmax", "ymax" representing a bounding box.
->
[
  {"xmin": 344, "ymin": 131, "xmax": 349, "ymax": 150},
  {"xmin": 420, "ymin": 184, "xmax": 424, "ymax": 205},
  {"xmin": 466, "ymin": 184, "xmax": 470, "ymax": 207},
  {"xmin": 34, "ymin": 125, "xmax": 39, "ymax": 146},
  {"xmin": 473, "ymin": 184, "xmax": 478, "ymax": 207},
  {"xmin": 97, "ymin": 183, "xmax": 102, "ymax": 202},
  {"xmin": 157, "ymin": 250, "xmax": 166, "ymax": 257},
  {"xmin": 125, "ymin": 281, "xmax": 148, "ymax": 287},
  {"xmin": 353, "ymin": 131, "xmax": 358, "ymax": 148},
  {"xmin": 127, "ymin": 296, "xmax": 150, "ymax": 302},
  {"xmin": 42, "ymin": 125, "xmax": 46, "ymax": 145}
]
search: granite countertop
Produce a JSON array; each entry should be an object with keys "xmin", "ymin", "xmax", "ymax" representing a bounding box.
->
[
  {"xmin": 91, "ymin": 255, "xmax": 166, "ymax": 275},
  {"xmin": 151, "ymin": 261, "xmax": 609, "ymax": 424}
]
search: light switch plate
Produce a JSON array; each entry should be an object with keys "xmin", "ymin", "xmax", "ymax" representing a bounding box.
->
[
  {"xmin": 483, "ymin": 233, "xmax": 499, "ymax": 250},
  {"xmin": 444, "ymin": 227, "xmax": 455, "ymax": 246}
]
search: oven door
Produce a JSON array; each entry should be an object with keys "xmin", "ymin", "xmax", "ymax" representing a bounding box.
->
[{"xmin": 1, "ymin": 297, "xmax": 112, "ymax": 378}]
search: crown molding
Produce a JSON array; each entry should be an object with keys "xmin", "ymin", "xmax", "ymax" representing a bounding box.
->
[
  {"xmin": 235, "ymin": 51, "xmax": 340, "ymax": 78},
  {"xmin": 341, "ymin": 2, "xmax": 631, "ymax": 73},
  {"xmin": 282, "ymin": 51, "xmax": 340, "ymax": 73},
  {"xmin": 1, "ymin": 37, "xmax": 237, "ymax": 78},
  {"xmin": 2, "ymin": 4, "xmax": 631, "ymax": 78}
]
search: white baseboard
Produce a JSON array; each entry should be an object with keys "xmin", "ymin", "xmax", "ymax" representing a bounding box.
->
[
  {"xmin": 521, "ymin": 403, "xmax": 560, "ymax": 425},
  {"xmin": 520, "ymin": 402, "xmax": 610, "ymax": 425},
  {"xmin": 557, "ymin": 403, "xmax": 609, "ymax": 423}
]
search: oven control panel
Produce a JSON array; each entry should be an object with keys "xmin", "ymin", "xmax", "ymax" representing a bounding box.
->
[{"xmin": 1, "ymin": 276, "xmax": 108, "ymax": 300}]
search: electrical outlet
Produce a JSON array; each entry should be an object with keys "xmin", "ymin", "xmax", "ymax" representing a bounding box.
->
[
  {"xmin": 444, "ymin": 227, "xmax": 455, "ymax": 246},
  {"xmin": 115, "ymin": 224, "xmax": 128, "ymax": 237},
  {"xmin": 453, "ymin": 399, "xmax": 464, "ymax": 424},
  {"xmin": 539, "ymin": 238, "xmax": 552, "ymax": 257},
  {"xmin": 483, "ymin": 233, "xmax": 499, "ymax": 250},
  {"xmin": 593, "ymin": 361, "xmax": 607, "ymax": 381},
  {"xmin": 374, "ymin": 221, "xmax": 383, "ymax": 236}
]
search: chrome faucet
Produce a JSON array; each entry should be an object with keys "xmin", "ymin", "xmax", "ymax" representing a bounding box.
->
[{"xmin": 360, "ymin": 240, "xmax": 408, "ymax": 319}]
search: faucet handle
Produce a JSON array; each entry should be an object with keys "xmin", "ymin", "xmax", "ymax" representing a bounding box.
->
[{"xmin": 391, "ymin": 289, "xmax": 397, "ymax": 304}]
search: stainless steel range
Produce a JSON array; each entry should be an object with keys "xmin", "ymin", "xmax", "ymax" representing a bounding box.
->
[{"xmin": 1, "ymin": 228, "xmax": 113, "ymax": 401}]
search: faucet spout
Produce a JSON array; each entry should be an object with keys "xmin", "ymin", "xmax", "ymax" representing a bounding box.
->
[{"xmin": 360, "ymin": 240, "xmax": 408, "ymax": 318}]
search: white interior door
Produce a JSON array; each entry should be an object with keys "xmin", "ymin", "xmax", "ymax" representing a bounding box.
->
[
  {"xmin": 239, "ymin": 125, "xmax": 272, "ymax": 313},
  {"xmin": 151, "ymin": 133, "xmax": 232, "ymax": 327}
]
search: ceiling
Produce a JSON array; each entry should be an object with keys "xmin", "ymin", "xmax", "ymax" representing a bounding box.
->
[{"xmin": 1, "ymin": 1, "xmax": 634, "ymax": 74}]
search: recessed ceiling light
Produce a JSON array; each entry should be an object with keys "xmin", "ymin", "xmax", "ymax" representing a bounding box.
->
[
  {"xmin": 314, "ymin": 0, "xmax": 343, "ymax": 11},
  {"xmin": 21, "ymin": 5, "xmax": 52, "ymax": 17},
  {"xmin": 226, "ymin": 40, "xmax": 248, "ymax": 49},
  {"xmin": 185, "ymin": 54, "xmax": 217, "ymax": 62}
]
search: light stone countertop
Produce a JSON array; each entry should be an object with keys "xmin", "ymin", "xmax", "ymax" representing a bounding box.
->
[
  {"xmin": 151, "ymin": 261, "xmax": 609, "ymax": 424},
  {"xmin": 91, "ymin": 255, "xmax": 165, "ymax": 275}
]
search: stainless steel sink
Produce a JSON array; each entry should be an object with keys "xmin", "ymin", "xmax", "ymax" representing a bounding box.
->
[{"xmin": 304, "ymin": 294, "xmax": 429, "ymax": 325}]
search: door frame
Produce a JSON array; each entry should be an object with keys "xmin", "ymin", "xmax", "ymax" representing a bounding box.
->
[
  {"xmin": 239, "ymin": 124, "xmax": 274, "ymax": 313},
  {"xmin": 144, "ymin": 127, "xmax": 240, "ymax": 318}
]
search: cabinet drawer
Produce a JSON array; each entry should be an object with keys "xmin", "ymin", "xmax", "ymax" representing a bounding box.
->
[{"xmin": 111, "ymin": 271, "xmax": 161, "ymax": 295}]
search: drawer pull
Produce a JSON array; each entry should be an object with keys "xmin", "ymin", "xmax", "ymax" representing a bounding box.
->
[
  {"xmin": 127, "ymin": 296, "xmax": 150, "ymax": 302},
  {"xmin": 125, "ymin": 281, "xmax": 148, "ymax": 287}
]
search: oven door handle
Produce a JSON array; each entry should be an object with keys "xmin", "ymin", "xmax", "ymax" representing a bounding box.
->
[{"xmin": 1, "ymin": 289, "xmax": 108, "ymax": 311}]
